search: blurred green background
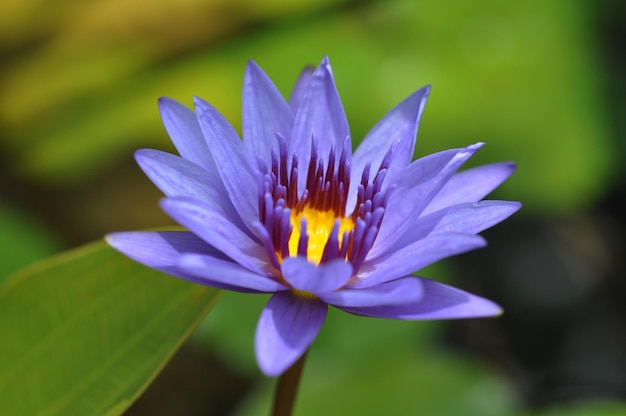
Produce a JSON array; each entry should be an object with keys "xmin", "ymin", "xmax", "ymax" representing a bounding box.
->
[{"xmin": 2, "ymin": 0, "xmax": 625, "ymax": 415}]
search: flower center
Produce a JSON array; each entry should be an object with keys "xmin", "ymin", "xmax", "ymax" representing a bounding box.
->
[
  {"xmin": 289, "ymin": 207, "xmax": 354, "ymax": 265},
  {"xmin": 254, "ymin": 134, "xmax": 393, "ymax": 274}
]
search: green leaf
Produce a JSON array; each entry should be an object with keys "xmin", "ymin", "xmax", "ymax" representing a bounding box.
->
[
  {"xmin": 0, "ymin": 241, "xmax": 221, "ymax": 416},
  {"xmin": 0, "ymin": 202, "xmax": 60, "ymax": 284}
]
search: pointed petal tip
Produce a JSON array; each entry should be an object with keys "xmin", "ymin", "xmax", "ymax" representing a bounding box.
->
[
  {"xmin": 158, "ymin": 96, "xmax": 175, "ymax": 106},
  {"xmin": 317, "ymin": 56, "xmax": 333, "ymax": 75},
  {"xmin": 505, "ymin": 161, "xmax": 517, "ymax": 172},
  {"xmin": 192, "ymin": 95, "xmax": 212, "ymax": 110},
  {"xmin": 449, "ymin": 284, "xmax": 504, "ymax": 319},
  {"xmin": 458, "ymin": 142, "xmax": 485, "ymax": 157},
  {"xmin": 191, "ymin": 95, "xmax": 203, "ymax": 106},
  {"xmin": 104, "ymin": 230, "xmax": 200, "ymax": 271},
  {"xmin": 480, "ymin": 199, "xmax": 523, "ymax": 222},
  {"xmin": 103, "ymin": 232, "xmax": 120, "ymax": 247},
  {"xmin": 104, "ymin": 231, "xmax": 142, "ymax": 260},
  {"xmin": 158, "ymin": 196, "xmax": 176, "ymax": 215},
  {"xmin": 133, "ymin": 148, "xmax": 149, "ymax": 161},
  {"xmin": 405, "ymin": 85, "xmax": 430, "ymax": 108},
  {"xmin": 244, "ymin": 59, "xmax": 262, "ymax": 74},
  {"xmin": 133, "ymin": 148, "xmax": 164, "ymax": 165},
  {"xmin": 342, "ymin": 277, "xmax": 504, "ymax": 321},
  {"xmin": 476, "ymin": 297, "xmax": 504, "ymax": 318},
  {"xmin": 509, "ymin": 200, "xmax": 523, "ymax": 211},
  {"xmin": 191, "ymin": 97, "xmax": 208, "ymax": 117},
  {"xmin": 419, "ymin": 84, "xmax": 432, "ymax": 96},
  {"xmin": 104, "ymin": 231, "xmax": 152, "ymax": 253},
  {"xmin": 453, "ymin": 295, "xmax": 503, "ymax": 319},
  {"xmin": 158, "ymin": 96, "xmax": 193, "ymax": 115}
]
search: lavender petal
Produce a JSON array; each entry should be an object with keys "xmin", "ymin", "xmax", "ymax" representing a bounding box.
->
[
  {"xmin": 320, "ymin": 277, "xmax": 423, "ymax": 308},
  {"xmin": 160, "ymin": 197, "xmax": 272, "ymax": 276},
  {"xmin": 341, "ymin": 277, "xmax": 502, "ymax": 320},
  {"xmin": 288, "ymin": 65, "xmax": 315, "ymax": 111},
  {"xmin": 349, "ymin": 85, "xmax": 430, "ymax": 207},
  {"xmin": 158, "ymin": 97, "xmax": 217, "ymax": 173},
  {"xmin": 290, "ymin": 56, "xmax": 350, "ymax": 193},
  {"xmin": 105, "ymin": 231, "xmax": 263, "ymax": 291},
  {"xmin": 369, "ymin": 143, "xmax": 483, "ymax": 258},
  {"xmin": 135, "ymin": 149, "xmax": 249, "ymax": 232},
  {"xmin": 106, "ymin": 230, "xmax": 223, "ymax": 267},
  {"xmin": 281, "ymin": 257, "xmax": 353, "ymax": 294},
  {"xmin": 353, "ymin": 232, "xmax": 486, "ymax": 289},
  {"xmin": 255, "ymin": 291, "xmax": 327, "ymax": 376},
  {"xmin": 194, "ymin": 96, "xmax": 258, "ymax": 230},
  {"xmin": 385, "ymin": 200, "xmax": 521, "ymax": 254},
  {"xmin": 177, "ymin": 253, "xmax": 286, "ymax": 292},
  {"xmin": 242, "ymin": 60, "xmax": 294, "ymax": 161},
  {"xmin": 423, "ymin": 162, "xmax": 517, "ymax": 215}
]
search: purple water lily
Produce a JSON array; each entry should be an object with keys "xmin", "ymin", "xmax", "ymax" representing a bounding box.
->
[{"xmin": 106, "ymin": 57, "xmax": 520, "ymax": 376}]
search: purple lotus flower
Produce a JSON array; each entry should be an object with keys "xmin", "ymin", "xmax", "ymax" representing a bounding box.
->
[{"xmin": 106, "ymin": 57, "xmax": 520, "ymax": 376}]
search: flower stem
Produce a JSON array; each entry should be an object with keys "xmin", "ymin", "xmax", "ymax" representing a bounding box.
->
[{"xmin": 271, "ymin": 350, "xmax": 309, "ymax": 416}]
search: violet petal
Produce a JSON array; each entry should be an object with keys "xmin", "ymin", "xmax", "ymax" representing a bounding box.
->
[
  {"xmin": 160, "ymin": 197, "xmax": 272, "ymax": 276},
  {"xmin": 369, "ymin": 143, "xmax": 483, "ymax": 258},
  {"xmin": 281, "ymin": 257, "xmax": 353, "ymax": 294},
  {"xmin": 289, "ymin": 65, "xmax": 315, "ymax": 111},
  {"xmin": 106, "ymin": 230, "xmax": 224, "ymax": 267},
  {"xmin": 341, "ymin": 277, "xmax": 502, "ymax": 320},
  {"xmin": 255, "ymin": 291, "xmax": 327, "ymax": 376},
  {"xmin": 242, "ymin": 60, "xmax": 294, "ymax": 160},
  {"xmin": 353, "ymin": 233, "xmax": 487, "ymax": 289},
  {"xmin": 387, "ymin": 200, "xmax": 521, "ymax": 253},
  {"xmin": 320, "ymin": 277, "xmax": 423, "ymax": 308},
  {"xmin": 177, "ymin": 253, "xmax": 287, "ymax": 292},
  {"xmin": 105, "ymin": 231, "xmax": 264, "ymax": 291},
  {"xmin": 349, "ymin": 85, "xmax": 430, "ymax": 207},
  {"xmin": 423, "ymin": 162, "xmax": 517, "ymax": 215},
  {"xmin": 194, "ymin": 96, "xmax": 258, "ymax": 230},
  {"xmin": 428, "ymin": 200, "xmax": 521, "ymax": 235},
  {"xmin": 135, "ymin": 149, "xmax": 249, "ymax": 233},
  {"xmin": 290, "ymin": 56, "xmax": 350, "ymax": 193},
  {"xmin": 158, "ymin": 97, "xmax": 217, "ymax": 173}
]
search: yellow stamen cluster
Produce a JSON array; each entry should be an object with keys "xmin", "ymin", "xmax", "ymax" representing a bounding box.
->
[{"xmin": 288, "ymin": 206, "xmax": 354, "ymax": 264}]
